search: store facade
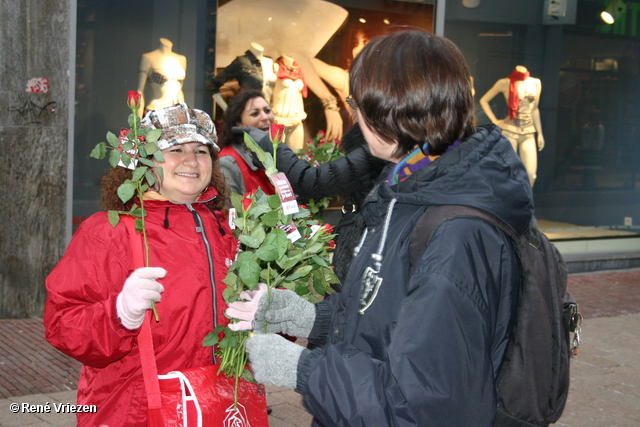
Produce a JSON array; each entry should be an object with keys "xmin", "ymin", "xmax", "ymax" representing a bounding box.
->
[{"xmin": 72, "ymin": 0, "xmax": 640, "ymax": 269}]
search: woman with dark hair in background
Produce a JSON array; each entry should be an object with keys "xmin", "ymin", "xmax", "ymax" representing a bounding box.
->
[{"xmin": 227, "ymin": 29, "xmax": 534, "ymax": 426}]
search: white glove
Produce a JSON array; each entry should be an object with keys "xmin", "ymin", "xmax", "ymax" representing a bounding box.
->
[
  {"xmin": 116, "ymin": 267, "xmax": 166, "ymax": 330},
  {"xmin": 225, "ymin": 283, "xmax": 268, "ymax": 331}
]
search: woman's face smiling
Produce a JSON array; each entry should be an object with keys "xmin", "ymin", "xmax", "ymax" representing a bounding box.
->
[
  {"xmin": 156, "ymin": 142, "xmax": 212, "ymax": 203},
  {"xmin": 238, "ymin": 96, "xmax": 274, "ymax": 131}
]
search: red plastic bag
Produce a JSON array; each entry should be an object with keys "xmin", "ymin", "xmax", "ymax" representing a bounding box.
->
[{"xmin": 148, "ymin": 365, "xmax": 269, "ymax": 427}]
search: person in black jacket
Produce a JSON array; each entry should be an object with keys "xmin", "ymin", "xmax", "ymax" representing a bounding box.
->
[{"xmin": 226, "ymin": 29, "xmax": 534, "ymax": 426}]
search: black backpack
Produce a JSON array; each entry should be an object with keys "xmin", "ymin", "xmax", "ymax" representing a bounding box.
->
[{"xmin": 409, "ymin": 205, "xmax": 582, "ymax": 427}]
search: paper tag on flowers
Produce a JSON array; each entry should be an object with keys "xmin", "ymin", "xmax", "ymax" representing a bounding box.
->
[
  {"xmin": 228, "ymin": 208, "xmax": 237, "ymax": 230},
  {"xmin": 270, "ymin": 172, "xmax": 299, "ymax": 215},
  {"xmin": 277, "ymin": 220, "xmax": 302, "ymax": 242}
]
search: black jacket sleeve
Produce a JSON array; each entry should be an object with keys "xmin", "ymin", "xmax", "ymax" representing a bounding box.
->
[{"xmin": 275, "ymin": 143, "xmax": 387, "ymax": 199}]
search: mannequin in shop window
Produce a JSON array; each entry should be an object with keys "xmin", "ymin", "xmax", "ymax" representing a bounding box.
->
[
  {"xmin": 271, "ymin": 54, "xmax": 308, "ymax": 151},
  {"xmin": 136, "ymin": 38, "xmax": 187, "ymax": 118},
  {"xmin": 479, "ymin": 65, "xmax": 544, "ymax": 186},
  {"xmin": 207, "ymin": 42, "xmax": 277, "ymax": 111}
]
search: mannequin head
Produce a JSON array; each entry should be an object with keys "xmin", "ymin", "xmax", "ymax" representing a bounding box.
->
[{"xmin": 349, "ymin": 30, "xmax": 474, "ymax": 159}]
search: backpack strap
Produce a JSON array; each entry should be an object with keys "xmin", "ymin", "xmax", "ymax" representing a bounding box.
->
[{"xmin": 409, "ymin": 205, "xmax": 521, "ymax": 275}]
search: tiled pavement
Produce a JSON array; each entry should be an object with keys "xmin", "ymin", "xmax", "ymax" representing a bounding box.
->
[{"xmin": 1, "ymin": 269, "xmax": 640, "ymax": 426}]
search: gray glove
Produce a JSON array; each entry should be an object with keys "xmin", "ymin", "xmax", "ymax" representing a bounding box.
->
[
  {"xmin": 245, "ymin": 333, "xmax": 308, "ymax": 389},
  {"xmin": 254, "ymin": 288, "xmax": 316, "ymax": 338},
  {"xmin": 231, "ymin": 126, "xmax": 274, "ymax": 155},
  {"xmin": 225, "ymin": 287, "xmax": 316, "ymax": 338}
]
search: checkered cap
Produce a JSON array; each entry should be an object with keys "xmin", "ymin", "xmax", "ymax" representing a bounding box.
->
[{"xmin": 140, "ymin": 103, "xmax": 219, "ymax": 152}]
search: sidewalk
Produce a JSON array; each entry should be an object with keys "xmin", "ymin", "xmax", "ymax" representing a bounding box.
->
[{"xmin": 1, "ymin": 269, "xmax": 639, "ymax": 426}]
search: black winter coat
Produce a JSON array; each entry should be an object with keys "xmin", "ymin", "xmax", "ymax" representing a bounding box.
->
[{"xmin": 296, "ymin": 125, "xmax": 534, "ymax": 426}]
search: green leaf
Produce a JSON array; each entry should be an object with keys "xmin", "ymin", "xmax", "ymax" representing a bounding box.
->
[
  {"xmin": 145, "ymin": 171, "xmax": 156, "ymax": 186},
  {"xmin": 241, "ymin": 369, "xmax": 255, "ymax": 383},
  {"xmin": 117, "ymin": 182, "xmax": 135, "ymax": 203},
  {"xmin": 90, "ymin": 142, "xmax": 106, "ymax": 159},
  {"xmin": 255, "ymin": 245, "xmax": 279, "ymax": 262},
  {"xmin": 202, "ymin": 332, "xmax": 219, "ymax": 347},
  {"xmin": 122, "ymin": 140, "xmax": 134, "ymax": 152},
  {"xmin": 153, "ymin": 150, "xmax": 165, "ymax": 162},
  {"xmin": 267, "ymin": 194, "xmax": 282, "ymax": 209},
  {"xmin": 311, "ymin": 254, "xmax": 328, "ymax": 268},
  {"xmin": 132, "ymin": 166, "xmax": 147, "ymax": 182},
  {"xmin": 244, "ymin": 132, "xmax": 267, "ymax": 168},
  {"xmin": 239, "ymin": 234, "xmax": 261, "ymax": 249},
  {"xmin": 294, "ymin": 285, "xmax": 310, "ymax": 296},
  {"xmin": 156, "ymin": 166, "xmax": 164, "ymax": 181},
  {"xmin": 108, "ymin": 149, "xmax": 121, "ymax": 168},
  {"xmin": 305, "ymin": 243, "xmax": 324, "ymax": 254},
  {"xmin": 313, "ymin": 275, "xmax": 328, "ymax": 296},
  {"xmin": 293, "ymin": 265, "xmax": 313, "ymax": 278},
  {"xmin": 222, "ymin": 272, "xmax": 238, "ymax": 287},
  {"xmin": 271, "ymin": 228, "xmax": 290, "ymax": 258},
  {"xmin": 238, "ymin": 258, "xmax": 261, "ymax": 287},
  {"xmin": 130, "ymin": 207, "xmax": 145, "ymax": 217},
  {"xmin": 108, "ymin": 210, "xmax": 120, "ymax": 227},
  {"xmin": 231, "ymin": 192, "xmax": 244, "ymax": 212},
  {"xmin": 146, "ymin": 129, "xmax": 162, "ymax": 143},
  {"xmin": 293, "ymin": 207, "xmax": 311, "ymax": 219},
  {"xmin": 138, "ymin": 144, "xmax": 147, "ymax": 158},
  {"xmin": 143, "ymin": 142, "xmax": 156, "ymax": 155},
  {"xmin": 135, "ymin": 217, "xmax": 144, "ymax": 232},
  {"xmin": 222, "ymin": 286, "xmax": 238, "ymax": 303},
  {"xmin": 139, "ymin": 157, "xmax": 155, "ymax": 167},
  {"xmin": 121, "ymin": 155, "xmax": 132, "ymax": 168},
  {"xmin": 247, "ymin": 204, "xmax": 271, "ymax": 219},
  {"xmin": 249, "ymin": 224, "xmax": 266, "ymax": 244},
  {"xmin": 214, "ymin": 325, "xmax": 226, "ymax": 334},
  {"xmin": 260, "ymin": 210, "xmax": 279, "ymax": 227},
  {"xmin": 106, "ymin": 131, "xmax": 120, "ymax": 148}
]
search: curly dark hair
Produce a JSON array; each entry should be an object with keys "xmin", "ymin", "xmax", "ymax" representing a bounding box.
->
[
  {"xmin": 219, "ymin": 90, "xmax": 267, "ymax": 149},
  {"xmin": 100, "ymin": 150, "xmax": 230, "ymax": 211}
]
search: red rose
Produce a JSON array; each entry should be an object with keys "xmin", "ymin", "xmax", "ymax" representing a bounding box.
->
[
  {"xmin": 320, "ymin": 223, "xmax": 333, "ymax": 234},
  {"xmin": 270, "ymin": 123, "xmax": 285, "ymax": 143},
  {"xmin": 242, "ymin": 190, "xmax": 256, "ymax": 211},
  {"xmin": 127, "ymin": 91, "xmax": 142, "ymax": 110},
  {"xmin": 327, "ymin": 241, "xmax": 336, "ymax": 250}
]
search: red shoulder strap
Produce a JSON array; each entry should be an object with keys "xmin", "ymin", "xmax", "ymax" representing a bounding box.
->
[
  {"xmin": 220, "ymin": 146, "xmax": 275, "ymax": 195},
  {"xmin": 121, "ymin": 216, "xmax": 163, "ymax": 412}
]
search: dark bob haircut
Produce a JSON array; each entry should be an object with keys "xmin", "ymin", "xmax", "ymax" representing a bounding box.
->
[
  {"xmin": 220, "ymin": 90, "xmax": 267, "ymax": 149},
  {"xmin": 349, "ymin": 30, "xmax": 475, "ymax": 158}
]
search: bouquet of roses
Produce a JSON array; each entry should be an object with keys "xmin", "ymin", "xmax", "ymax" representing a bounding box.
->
[
  {"xmin": 203, "ymin": 124, "xmax": 338, "ymax": 401},
  {"xmin": 295, "ymin": 130, "xmax": 345, "ymax": 218}
]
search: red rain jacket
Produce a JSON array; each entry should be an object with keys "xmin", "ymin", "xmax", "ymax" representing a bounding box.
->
[{"xmin": 44, "ymin": 187, "xmax": 236, "ymax": 426}]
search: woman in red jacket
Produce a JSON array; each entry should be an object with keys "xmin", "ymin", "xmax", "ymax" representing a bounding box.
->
[
  {"xmin": 44, "ymin": 103, "xmax": 241, "ymax": 426},
  {"xmin": 218, "ymin": 90, "xmax": 277, "ymax": 196}
]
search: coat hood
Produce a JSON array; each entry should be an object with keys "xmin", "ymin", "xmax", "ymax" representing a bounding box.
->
[{"xmin": 363, "ymin": 125, "xmax": 534, "ymax": 235}]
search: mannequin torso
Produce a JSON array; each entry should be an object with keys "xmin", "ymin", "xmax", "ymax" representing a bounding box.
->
[
  {"xmin": 137, "ymin": 38, "xmax": 187, "ymax": 117},
  {"xmin": 479, "ymin": 66, "xmax": 544, "ymax": 186}
]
